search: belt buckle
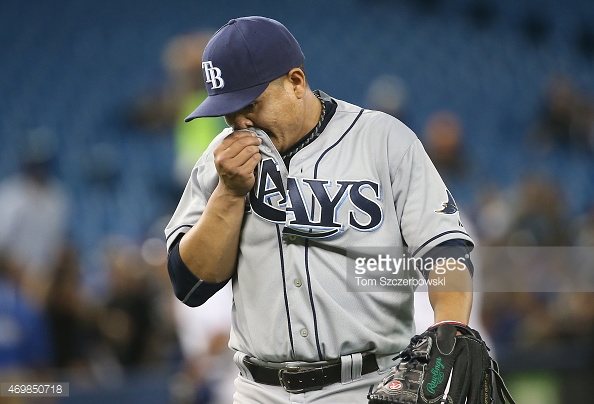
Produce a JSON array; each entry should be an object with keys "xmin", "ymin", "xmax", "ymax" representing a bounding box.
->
[{"xmin": 278, "ymin": 366, "xmax": 314, "ymax": 394}]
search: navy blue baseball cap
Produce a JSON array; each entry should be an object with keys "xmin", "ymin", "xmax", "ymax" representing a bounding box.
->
[{"xmin": 185, "ymin": 16, "xmax": 305, "ymax": 121}]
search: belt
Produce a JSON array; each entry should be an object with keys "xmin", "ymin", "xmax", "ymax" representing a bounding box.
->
[{"xmin": 243, "ymin": 354, "xmax": 379, "ymax": 393}]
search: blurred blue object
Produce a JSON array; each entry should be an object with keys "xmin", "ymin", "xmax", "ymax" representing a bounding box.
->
[{"xmin": 0, "ymin": 278, "xmax": 51, "ymax": 370}]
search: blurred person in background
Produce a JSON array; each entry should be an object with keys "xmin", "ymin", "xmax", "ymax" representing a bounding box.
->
[
  {"xmin": 126, "ymin": 31, "xmax": 227, "ymax": 189},
  {"xmin": 473, "ymin": 185, "xmax": 514, "ymax": 246},
  {"xmin": 44, "ymin": 243, "xmax": 99, "ymax": 381},
  {"xmin": 364, "ymin": 74, "xmax": 410, "ymax": 123},
  {"xmin": 422, "ymin": 110, "xmax": 470, "ymax": 184},
  {"xmin": 0, "ymin": 128, "xmax": 70, "ymax": 306},
  {"xmin": 503, "ymin": 175, "xmax": 571, "ymax": 247},
  {"xmin": 0, "ymin": 250, "xmax": 52, "ymax": 385},
  {"xmin": 480, "ymin": 175, "xmax": 573, "ymax": 349},
  {"xmin": 169, "ymin": 284, "xmax": 235, "ymax": 404},
  {"xmin": 84, "ymin": 235, "xmax": 178, "ymax": 391},
  {"xmin": 575, "ymin": 203, "xmax": 594, "ymax": 246},
  {"xmin": 477, "ymin": 174, "xmax": 594, "ymax": 402},
  {"xmin": 142, "ymin": 218, "xmax": 234, "ymax": 404},
  {"xmin": 96, "ymin": 237, "xmax": 161, "ymax": 371},
  {"xmin": 528, "ymin": 74, "xmax": 594, "ymax": 155}
]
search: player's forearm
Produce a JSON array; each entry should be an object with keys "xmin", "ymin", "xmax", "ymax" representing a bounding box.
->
[
  {"xmin": 428, "ymin": 264, "xmax": 473, "ymax": 324},
  {"xmin": 178, "ymin": 185, "xmax": 246, "ymax": 283}
]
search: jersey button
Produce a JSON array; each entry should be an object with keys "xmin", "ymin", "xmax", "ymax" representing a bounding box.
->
[
  {"xmin": 294, "ymin": 279, "xmax": 302, "ymax": 288},
  {"xmin": 300, "ymin": 329, "xmax": 308, "ymax": 338}
]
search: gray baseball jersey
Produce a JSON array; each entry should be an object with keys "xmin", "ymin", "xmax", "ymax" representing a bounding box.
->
[{"xmin": 165, "ymin": 92, "xmax": 473, "ymax": 371}]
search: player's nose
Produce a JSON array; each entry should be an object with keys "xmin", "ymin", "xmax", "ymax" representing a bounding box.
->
[{"xmin": 224, "ymin": 112, "xmax": 253, "ymax": 130}]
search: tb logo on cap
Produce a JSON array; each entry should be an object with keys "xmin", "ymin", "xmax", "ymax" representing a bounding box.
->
[{"xmin": 202, "ymin": 61, "xmax": 225, "ymax": 90}]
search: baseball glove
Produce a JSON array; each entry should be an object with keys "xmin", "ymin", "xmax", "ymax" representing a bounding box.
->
[{"xmin": 368, "ymin": 321, "xmax": 515, "ymax": 404}]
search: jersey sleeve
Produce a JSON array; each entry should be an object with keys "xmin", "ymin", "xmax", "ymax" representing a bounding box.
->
[
  {"xmin": 391, "ymin": 137, "xmax": 473, "ymax": 258},
  {"xmin": 164, "ymin": 130, "xmax": 228, "ymax": 251}
]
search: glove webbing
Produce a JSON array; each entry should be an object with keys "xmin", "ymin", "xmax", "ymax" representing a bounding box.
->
[
  {"xmin": 489, "ymin": 359, "xmax": 516, "ymax": 404},
  {"xmin": 452, "ymin": 323, "xmax": 516, "ymax": 404}
]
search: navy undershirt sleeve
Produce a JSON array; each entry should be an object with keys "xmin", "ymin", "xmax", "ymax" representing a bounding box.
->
[
  {"xmin": 420, "ymin": 238, "xmax": 474, "ymax": 280},
  {"xmin": 167, "ymin": 237, "xmax": 230, "ymax": 307}
]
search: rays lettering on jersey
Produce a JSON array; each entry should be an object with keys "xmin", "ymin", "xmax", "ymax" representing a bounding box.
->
[{"xmin": 248, "ymin": 158, "xmax": 383, "ymax": 238}]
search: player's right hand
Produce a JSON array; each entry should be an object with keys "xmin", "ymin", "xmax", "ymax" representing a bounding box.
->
[{"xmin": 214, "ymin": 130, "xmax": 262, "ymax": 197}]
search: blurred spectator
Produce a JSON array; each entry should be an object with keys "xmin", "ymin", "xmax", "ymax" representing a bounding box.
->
[
  {"xmin": 528, "ymin": 74, "xmax": 594, "ymax": 155},
  {"xmin": 503, "ymin": 175, "xmax": 571, "ymax": 246},
  {"xmin": 143, "ymin": 215, "xmax": 235, "ymax": 404},
  {"xmin": 0, "ymin": 128, "xmax": 70, "ymax": 305},
  {"xmin": 0, "ymin": 251, "xmax": 52, "ymax": 378},
  {"xmin": 126, "ymin": 31, "xmax": 227, "ymax": 187},
  {"xmin": 482, "ymin": 292, "xmax": 547, "ymax": 349},
  {"xmin": 575, "ymin": 204, "xmax": 594, "ymax": 246},
  {"xmin": 422, "ymin": 110, "xmax": 470, "ymax": 183},
  {"xmin": 96, "ymin": 237, "xmax": 162, "ymax": 370},
  {"xmin": 169, "ymin": 285, "xmax": 235, "ymax": 404},
  {"xmin": 477, "ymin": 173, "xmax": 594, "ymax": 390},
  {"xmin": 365, "ymin": 74, "xmax": 409, "ymax": 123},
  {"xmin": 45, "ymin": 243, "xmax": 98, "ymax": 377},
  {"xmin": 473, "ymin": 185, "xmax": 514, "ymax": 245},
  {"xmin": 478, "ymin": 176, "xmax": 572, "ymax": 343}
]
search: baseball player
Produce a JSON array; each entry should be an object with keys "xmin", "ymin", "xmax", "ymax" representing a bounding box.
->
[{"xmin": 165, "ymin": 16, "xmax": 479, "ymax": 403}]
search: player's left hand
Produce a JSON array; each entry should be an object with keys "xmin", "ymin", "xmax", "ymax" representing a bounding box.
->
[{"xmin": 367, "ymin": 322, "xmax": 516, "ymax": 403}]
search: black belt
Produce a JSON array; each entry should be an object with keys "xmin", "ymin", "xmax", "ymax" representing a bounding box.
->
[{"xmin": 243, "ymin": 354, "xmax": 379, "ymax": 393}]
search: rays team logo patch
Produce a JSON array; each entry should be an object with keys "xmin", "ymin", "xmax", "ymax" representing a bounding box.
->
[
  {"xmin": 248, "ymin": 158, "xmax": 383, "ymax": 238},
  {"xmin": 388, "ymin": 381, "xmax": 403, "ymax": 391},
  {"xmin": 202, "ymin": 61, "xmax": 224, "ymax": 89},
  {"xmin": 435, "ymin": 189, "xmax": 458, "ymax": 215}
]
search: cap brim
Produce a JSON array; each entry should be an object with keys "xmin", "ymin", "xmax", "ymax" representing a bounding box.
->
[{"xmin": 185, "ymin": 82, "xmax": 269, "ymax": 121}]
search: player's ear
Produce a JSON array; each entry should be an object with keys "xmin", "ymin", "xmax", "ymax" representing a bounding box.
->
[{"xmin": 287, "ymin": 67, "xmax": 307, "ymax": 99}]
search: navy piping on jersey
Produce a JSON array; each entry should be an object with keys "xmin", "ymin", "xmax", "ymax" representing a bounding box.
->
[
  {"xmin": 313, "ymin": 108, "xmax": 365, "ymax": 179},
  {"xmin": 276, "ymin": 223, "xmax": 295, "ymax": 357},
  {"xmin": 412, "ymin": 230, "xmax": 472, "ymax": 257},
  {"xmin": 304, "ymin": 238, "xmax": 324, "ymax": 360},
  {"xmin": 165, "ymin": 224, "xmax": 194, "ymax": 245},
  {"xmin": 182, "ymin": 279, "xmax": 203, "ymax": 303},
  {"xmin": 303, "ymin": 189, "xmax": 324, "ymax": 359},
  {"xmin": 295, "ymin": 108, "xmax": 363, "ymax": 361}
]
